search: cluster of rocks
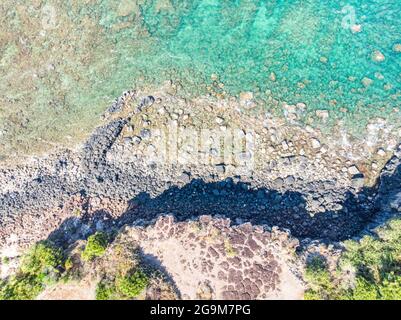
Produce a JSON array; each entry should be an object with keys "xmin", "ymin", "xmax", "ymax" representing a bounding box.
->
[
  {"xmin": 0, "ymin": 90, "xmax": 399, "ymax": 252},
  {"xmin": 361, "ymin": 145, "xmax": 401, "ymax": 234}
]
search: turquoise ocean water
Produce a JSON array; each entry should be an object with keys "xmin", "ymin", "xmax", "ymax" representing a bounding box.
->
[{"xmin": 0, "ymin": 0, "xmax": 400, "ymax": 155}]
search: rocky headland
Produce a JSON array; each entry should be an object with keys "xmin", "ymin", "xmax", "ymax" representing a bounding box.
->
[{"xmin": 0, "ymin": 90, "xmax": 400, "ymax": 299}]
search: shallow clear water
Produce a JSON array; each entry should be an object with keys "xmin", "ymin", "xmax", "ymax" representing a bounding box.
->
[
  {"xmin": 149, "ymin": 0, "xmax": 401, "ymax": 108},
  {"xmin": 0, "ymin": 0, "xmax": 400, "ymax": 157}
]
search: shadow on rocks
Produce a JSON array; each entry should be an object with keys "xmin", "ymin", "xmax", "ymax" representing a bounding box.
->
[
  {"xmin": 118, "ymin": 179, "xmax": 376, "ymax": 242},
  {"xmin": 46, "ymin": 153, "xmax": 400, "ymax": 247}
]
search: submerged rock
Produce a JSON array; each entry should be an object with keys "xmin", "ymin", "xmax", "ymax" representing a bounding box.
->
[{"xmin": 372, "ymin": 50, "xmax": 385, "ymax": 62}]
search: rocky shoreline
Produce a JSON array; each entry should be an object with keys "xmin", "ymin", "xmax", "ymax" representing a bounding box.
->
[
  {"xmin": 0, "ymin": 92, "xmax": 401, "ymax": 299},
  {"xmin": 0, "ymin": 90, "xmax": 400, "ymax": 249}
]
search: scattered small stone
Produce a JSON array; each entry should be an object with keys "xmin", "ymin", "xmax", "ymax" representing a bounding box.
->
[
  {"xmin": 210, "ymin": 148, "xmax": 219, "ymax": 157},
  {"xmin": 377, "ymin": 148, "xmax": 386, "ymax": 157},
  {"xmin": 316, "ymin": 110, "xmax": 329, "ymax": 122},
  {"xmin": 351, "ymin": 24, "xmax": 362, "ymax": 33},
  {"xmin": 257, "ymin": 190, "xmax": 265, "ymax": 199},
  {"xmin": 211, "ymin": 73, "xmax": 219, "ymax": 81},
  {"xmin": 310, "ymin": 138, "xmax": 321, "ymax": 149},
  {"xmin": 348, "ymin": 165, "xmax": 360, "ymax": 175},
  {"xmin": 158, "ymin": 107, "xmax": 166, "ymax": 115},
  {"xmin": 384, "ymin": 83, "xmax": 393, "ymax": 91},
  {"xmin": 351, "ymin": 174, "xmax": 365, "ymax": 188},
  {"xmin": 372, "ymin": 50, "xmax": 385, "ymax": 62},
  {"xmin": 237, "ymin": 152, "xmax": 252, "ymax": 161},
  {"xmin": 179, "ymin": 172, "xmax": 191, "ymax": 184},
  {"xmin": 362, "ymin": 77, "xmax": 373, "ymax": 87},
  {"xmin": 285, "ymin": 175, "xmax": 295, "ymax": 185},
  {"xmin": 390, "ymin": 195, "xmax": 401, "ymax": 212},
  {"xmin": 140, "ymin": 129, "xmax": 151, "ymax": 139},
  {"xmin": 393, "ymin": 44, "xmax": 401, "ymax": 53},
  {"xmin": 215, "ymin": 164, "xmax": 226, "ymax": 174},
  {"xmin": 123, "ymin": 137, "xmax": 132, "ymax": 145},
  {"xmin": 132, "ymin": 136, "xmax": 142, "ymax": 145},
  {"xmin": 141, "ymin": 96, "xmax": 155, "ymax": 108},
  {"xmin": 239, "ymin": 91, "xmax": 253, "ymax": 102},
  {"xmin": 269, "ymin": 72, "xmax": 276, "ymax": 82},
  {"xmin": 273, "ymin": 178, "xmax": 284, "ymax": 188},
  {"xmin": 215, "ymin": 117, "xmax": 224, "ymax": 125}
]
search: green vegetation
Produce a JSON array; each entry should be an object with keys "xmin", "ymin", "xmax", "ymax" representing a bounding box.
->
[
  {"xmin": 82, "ymin": 232, "xmax": 109, "ymax": 261},
  {"xmin": 95, "ymin": 281, "xmax": 116, "ymax": 300},
  {"xmin": 95, "ymin": 269, "xmax": 150, "ymax": 300},
  {"xmin": 0, "ymin": 241, "xmax": 64, "ymax": 300},
  {"xmin": 304, "ymin": 218, "xmax": 401, "ymax": 300},
  {"xmin": 20, "ymin": 242, "xmax": 63, "ymax": 277},
  {"xmin": 0, "ymin": 231, "xmax": 159, "ymax": 300},
  {"xmin": 64, "ymin": 257, "xmax": 74, "ymax": 272},
  {"xmin": 0, "ymin": 275, "xmax": 43, "ymax": 300},
  {"xmin": 303, "ymin": 255, "xmax": 344, "ymax": 300},
  {"xmin": 116, "ymin": 269, "xmax": 149, "ymax": 298},
  {"xmin": 224, "ymin": 239, "xmax": 237, "ymax": 258}
]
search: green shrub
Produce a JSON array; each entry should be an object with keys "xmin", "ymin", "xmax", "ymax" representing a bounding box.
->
[
  {"xmin": 304, "ymin": 218, "xmax": 401, "ymax": 300},
  {"xmin": 116, "ymin": 269, "xmax": 149, "ymax": 298},
  {"xmin": 378, "ymin": 273, "xmax": 401, "ymax": 300},
  {"xmin": 82, "ymin": 232, "xmax": 109, "ymax": 261},
  {"xmin": 0, "ymin": 241, "xmax": 64, "ymax": 300},
  {"xmin": 96, "ymin": 281, "xmax": 116, "ymax": 300},
  {"xmin": 64, "ymin": 257, "xmax": 73, "ymax": 272},
  {"xmin": 342, "ymin": 219, "xmax": 401, "ymax": 300},
  {"xmin": 343, "ymin": 219, "xmax": 401, "ymax": 278},
  {"xmin": 20, "ymin": 241, "xmax": 63, "ymax": 276},
  {"xmin": 349, "ymin": 277, "xmax": 379, "ymax": 300},
  {"xmin": 304, "ymin": 256, "xmax": 337, "ymax": 300},
  {"xmin": 0, "ymin": 274, "xmax": 43, "ymax": 300},
  {"xmin": 303, "ymin": 289, "xmax": 322, "ymax": 300}
]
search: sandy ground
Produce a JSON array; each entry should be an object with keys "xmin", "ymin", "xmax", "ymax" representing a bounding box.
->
[
  {"xmin": 37, "ymin": 278, "xmax": 96, "ymax": 300},
  {"xmin": 129, "ymin": 216, "xmax": 304, "ymax": 300}
]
